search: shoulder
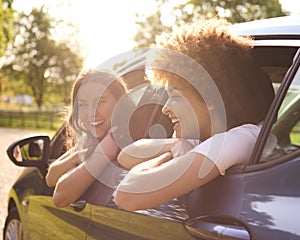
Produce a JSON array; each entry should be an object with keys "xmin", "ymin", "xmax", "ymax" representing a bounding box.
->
[
  {"xmin": 190, "ymin": 124, "xmax": 261, "ymax": 174},
  {"xmin": 227, "ymin": 124, "xmax": 261, "ymax": 139},
  {"xmin": 191, "ymin": 124, "xmax": 260, "ymax": 153}
]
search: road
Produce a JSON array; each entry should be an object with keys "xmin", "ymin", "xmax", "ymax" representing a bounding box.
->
[{"xmin": 0, "ymin": 128, "xmax": 45, "ymax": 237}]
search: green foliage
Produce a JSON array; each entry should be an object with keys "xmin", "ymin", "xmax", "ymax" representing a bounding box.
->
[
  {"xmin": 1, "ymin": 6, "xmax": 83, "ymax": 108},
  {"xmin": 134, "ymin": 0, "xmax": 287, "ymax": 48},
  {"xmin": 134, "ymin": 1, "xmax": 170, "ymax": 48},
  {"xmin": 0, "ymin": 0, "xmax": 14, "ymax": 57},
  {"xmin": 0, "ymin": 0, "xmax": 14, "ymax": 97}
]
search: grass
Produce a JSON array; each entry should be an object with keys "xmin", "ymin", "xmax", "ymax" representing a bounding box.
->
[{"xmin": 0, "ymin": 109, "xmax": 64, "ymax": 134}]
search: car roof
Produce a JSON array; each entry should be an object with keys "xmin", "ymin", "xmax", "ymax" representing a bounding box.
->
[
  {"xmin": 117, "ymin": 16, "xmax": 300, "ymax": 75},
  {"xmin": 229, "ymin": 16, "xmax": 300, "ymax": 39},
  {"xmin": 116, "ymin": 53, "xmax": 146, "ymax": 76}
]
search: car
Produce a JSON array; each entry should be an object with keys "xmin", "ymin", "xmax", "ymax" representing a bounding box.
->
[{"xmin": 3, "ymin": 16, "xmax": 300, "ymax": 240}]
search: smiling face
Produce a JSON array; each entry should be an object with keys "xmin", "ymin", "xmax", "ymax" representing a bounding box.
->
[
  {"xmin": 76, "ymin": 80, "xmax": 117, "ymax": 140},
  {"xmin": 162, "ymin": 82, "xmax": 212, "ymax": 140}
]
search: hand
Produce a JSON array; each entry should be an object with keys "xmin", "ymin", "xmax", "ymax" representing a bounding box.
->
[{"xmin": 131, "ymin": 152, "xmax": 173, "ymax": 173}]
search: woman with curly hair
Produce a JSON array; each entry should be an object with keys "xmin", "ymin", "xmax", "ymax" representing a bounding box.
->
[{"xmin": 114, "ymin": 19, "xmax": 274, "ymax": 211}]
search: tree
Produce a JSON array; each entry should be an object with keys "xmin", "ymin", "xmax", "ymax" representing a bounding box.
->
[
  {"xmin": 134, "ymin": 0, "xmax": 287, "ymax": 48},
  {"xmin": 0, "ymin": 0, "xmax": 14, "ymax": 98},
  {"xmin": 2, "ymin": 6, "xmax": 83, "ymax": 109},
  {"xmin": 47, "ymin": 42, "xmax": 83, "ymax": 106},
  {"xmin": 0, "ymin": 0, "xmax": 14, "ymax": 57}
]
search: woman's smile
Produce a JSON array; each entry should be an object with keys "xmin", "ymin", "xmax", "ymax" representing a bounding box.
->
[
  {"xmin": 90, "ymin": 119, "xmax": 105, "ymax": 127},
  {"xmin": 77, "ymin": 80, "xmax": 117, "ymax": 139}
]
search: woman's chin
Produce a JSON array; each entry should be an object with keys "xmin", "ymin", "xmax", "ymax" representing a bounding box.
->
[{"xmin": 89, "ymin": 129, "xmax": 105, "ymax": 140}]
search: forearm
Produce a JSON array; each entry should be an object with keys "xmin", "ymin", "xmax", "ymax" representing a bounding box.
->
[
  {"xmin": 114, "ymin": 152, "xmax": 220, "ymax": 211},
  {"xmin": 52, "ymin": 150, "xmax": 111, "ymax": 208},
  {"xmin": 46, "ymin": 150, "xmax": 81, "ymax": 187},
  {"xmin": 118, "ymin": 138, "xmax": 197, "ymax": 170},
  {"xmin": 52, "ymin": 133, "xmax": 119, "ymax": 208},
  {"xmin": 118, "ymin": 138, "xmax": 179, "ymax": 169},
  {"xmin": 52, "ymin": 162, "xmax": 95, "ymax": 208}
]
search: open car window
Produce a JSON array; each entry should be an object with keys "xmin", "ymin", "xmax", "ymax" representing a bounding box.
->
[
  {"xmin": 261, "ymin": 52, "xmax": 300, "ymax": 162},
  {"xmin": 252, "ymin": 46, "xmax": 299, "ymax": 94}
]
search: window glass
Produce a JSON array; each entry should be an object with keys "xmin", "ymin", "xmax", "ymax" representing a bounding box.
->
[
  {"xmin": 261, "ymin": 65, "xmax": 300, "ymax": 161},
  {"xmin": 290, "ymin": 121, "xmax": 300, "ymax": 146},
  {"xmin": 253, "ymin": 46, "xmax": 299, "ymax": 94}
]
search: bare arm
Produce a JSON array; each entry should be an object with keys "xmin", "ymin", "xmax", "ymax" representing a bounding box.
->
[
  {"xmin": 118, "ymin": 138, "xmax": 195, "ymax": 169},
  {"xmin": 46, "ymin": 148, "xmax": 83, "ymax": 187},
  {"xmin": 115, "ymin": 125, "xmax": 260, "ymax": 211},
  {"xmin": 114, "ymin": 152, "xmax": 219, "ymax": 211},
  {"xmin": 52, "ymin": 151, "xmax": 110, "ymax": 208},
  {"xmin": 52, "ymin": 132, "xmax": 119, "ymax": 208}
]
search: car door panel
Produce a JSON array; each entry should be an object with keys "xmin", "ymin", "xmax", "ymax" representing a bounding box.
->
[
  {"xmin": 184, "ymin": 174, "xmax": 245, "ymax": 218},
  {"xmin": 88, "ymin": 205, "xmax": 194, "ymax": 240},
  {"xmin": 12, "ymin": 166, "xmax": 91, "ymax": 240},
  {"xmin": 184, "ymin": 156, "xmax": 300, "ymax": 240},
  {"xmin": 26, "ymin": 196, "xmax": 91, "ymax": 240},
  {"xmin": 241, "ymin": 156, "xmax": 300, "ymax": 240}
]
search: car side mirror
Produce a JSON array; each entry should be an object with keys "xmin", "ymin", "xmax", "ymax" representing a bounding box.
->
[{"xmin": 7, "ymin": 134, "xmax": 50, "ymax": 167}]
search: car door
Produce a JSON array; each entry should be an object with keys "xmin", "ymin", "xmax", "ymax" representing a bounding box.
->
[
  {"xmin": 239, "ymin": 48, "xmax": 300, "ymax": 240},
  {"xmin": 87, "ymin": 198, "xmax": 195, "ymax": 239},
  {"xmin": 23, "ymin": 126, "xmax": 92, "ymax": 240},
  {"xmin": 182, "ymin": 48, "xmax": 300, "ymax": 240}
]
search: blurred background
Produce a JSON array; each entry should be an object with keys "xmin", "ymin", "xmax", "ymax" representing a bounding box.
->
[{"xmin": 0, "ymin": 0, "xmax": 299, "ymax": 133}]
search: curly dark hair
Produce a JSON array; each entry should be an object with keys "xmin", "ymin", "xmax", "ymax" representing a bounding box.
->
[{"xmin": 148, "ymin": 18, "xmax": 274, "ymax": 130}]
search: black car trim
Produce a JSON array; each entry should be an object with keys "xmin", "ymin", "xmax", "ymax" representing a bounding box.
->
[
  {"xmin": 227, "ymin": 147, "xmax": 300, "ymax": 175},
  {"xmin": 253, "ymin": 35, "xmax": 300, "ymax": 40},
  {"xmin": 252, "ymin": 46, "xmax": 298, "ymax": 70},
  {"xmin": 49, "ymin": 123, "xmax": 67, "ymax": 159}
]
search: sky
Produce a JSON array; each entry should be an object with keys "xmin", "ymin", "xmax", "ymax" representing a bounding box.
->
[{"xmin": 13, "ymin": 0, "xmax": 300, "ymax": 69}]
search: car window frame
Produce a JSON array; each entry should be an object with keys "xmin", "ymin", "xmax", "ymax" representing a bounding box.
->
[
  {"xmin": 49, "ymin": 123, "xmax": 67, "ymax": 161},
  {"xmin": 242, "ymin": 48, "xmax": 300, "ymax": 173}
]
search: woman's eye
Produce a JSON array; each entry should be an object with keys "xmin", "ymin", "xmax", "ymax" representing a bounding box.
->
[
  {"xmin": 98, "ymin": 99, "xmax": 107, "ymax": 106},
  {"xmin": 169, "ymin": 94, "xmax": 181, "ymax": 100},
  {"xmin": 78, "ymin": 102, "xmax": 87, "ymax": 107}
]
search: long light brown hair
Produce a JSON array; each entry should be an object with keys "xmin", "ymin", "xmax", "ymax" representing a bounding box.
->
[{"xmin": 65, "ymin": 69, "xmax": 128, "ymax": 149}]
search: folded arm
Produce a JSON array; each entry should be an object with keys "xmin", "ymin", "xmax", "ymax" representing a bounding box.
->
[
  {"xmin": 118, "ymin": 138, "xmax": 195, "ymax": 169},
  {"xmin": 52, "ymin": 151, "xmax": 109, "ymax": 208},
  {"xmin": 46, "ymin": 147, "xmax": 83, "ymax": 187},
  {"xmin": 52, "ymin": 132, "xmax": 119, "ymax": 208},
  {"xmin": 114, "ymin": 125, "xmax": 260, "ymax": 211},
  {"xmin": 114, "ymin": 151, "xmax": 219, "ymax": 211}
]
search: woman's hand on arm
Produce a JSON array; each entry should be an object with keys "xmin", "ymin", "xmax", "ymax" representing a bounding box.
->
[
  {"xmin": 114, "ymin": 152, "xmax": 219, "ymax": 211},
  {"xmin": 52, "ymin": 150, "xmax": 112, "ymax": 208},
  {"xmin": 45, "ymin": 148, "xmax": 83, "ymax": 187},
  {"xmin": 52, "ymin": 132, "xmax": 120, "ymax": 208},
  {"xmin": 118, "ymin": 138, "xmax": 195, "ymax": 170}
]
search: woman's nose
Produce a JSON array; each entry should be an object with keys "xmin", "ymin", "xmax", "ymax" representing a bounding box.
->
[{"xmin": 88, "ymin": 102, "xmax": 98, "ymax": 118}]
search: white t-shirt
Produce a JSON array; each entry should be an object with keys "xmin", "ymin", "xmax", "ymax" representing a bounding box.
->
[
  {"xmin": 116, "ymin": 124, "xmax": 263, "ymax": 194},
  {"xmin": 190, "ymin": 124, "xmax": 261, "ymax": 175}
]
